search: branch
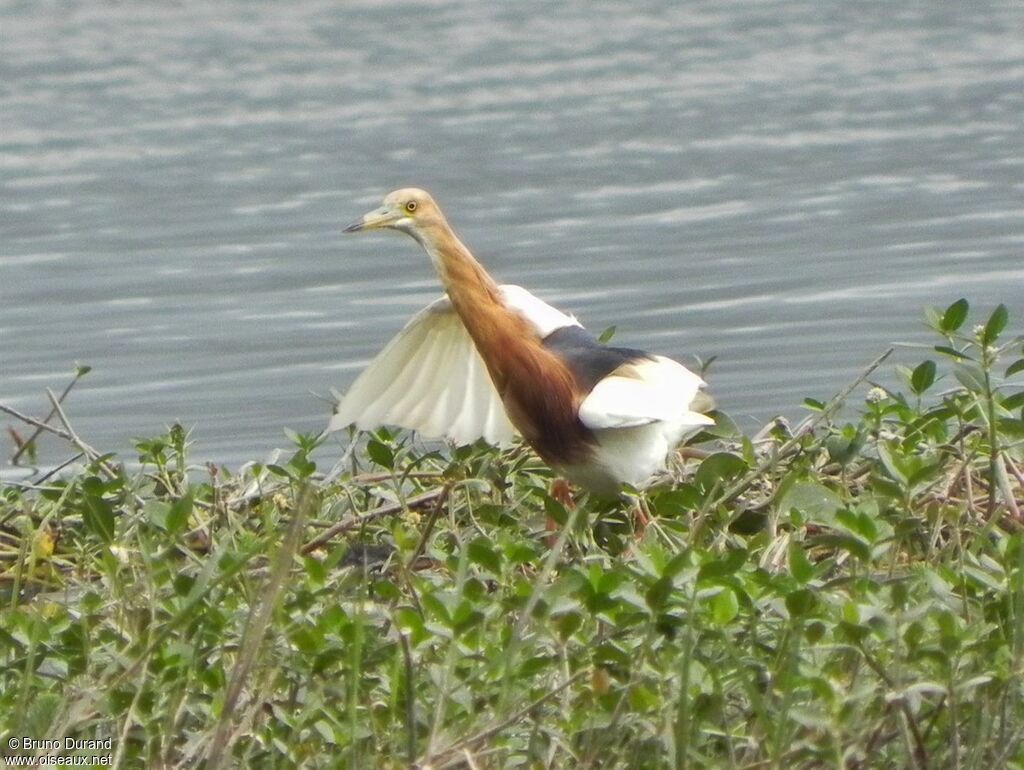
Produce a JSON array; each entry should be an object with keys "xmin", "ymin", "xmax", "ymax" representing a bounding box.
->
[
  {"xmin": 300, "ymin": 488, "xmax": 448, "ymax": 555},
  {"xmin": 0, "ymin": 402, "xmax": 75, "ymax": 443},
  {"xmin": 709, "ymin": 347, "xmax": 895, "ymax": 527},
  {"xmin": 10, "ymin": 368, "xmax": 87, "ymax": 463}
]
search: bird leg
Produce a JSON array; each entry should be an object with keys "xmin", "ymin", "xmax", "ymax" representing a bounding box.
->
[
  {"xmin": 633, "ymin": 499, "xmax": 651, "ymax": 532},
  {"xmin": 549, "ymin": 478, "xmax": 576, "ymax": 510},
  {"xmin": 624, "ymin": 491, "xmax": 652, "ymax": 537},
  {"xmin": 545, "ymin": 478, "xmax": 576, "ymax": 547}
]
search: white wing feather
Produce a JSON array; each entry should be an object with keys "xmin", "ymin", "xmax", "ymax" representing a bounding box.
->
[
  {"xmin": 329, "ymin": 285, "xmax": 580, "ymax": 445},
  {"xmin": 328, "ymin": 296, "xmax": 518, "ymax": 445},
  {"xmin": 578, "ymin": 356, "xmax": 714, "ymax": 431}
]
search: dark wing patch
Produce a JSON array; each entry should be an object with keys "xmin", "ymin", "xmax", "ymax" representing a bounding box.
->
[{"xmin": 542, "ymin": 326, "xmax": 653, "ymax": 394}]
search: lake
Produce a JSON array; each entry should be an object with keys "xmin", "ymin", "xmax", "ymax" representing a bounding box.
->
[{"xmin": 2, "ymin": 0, "xmax": 1023, "ymax": 470}]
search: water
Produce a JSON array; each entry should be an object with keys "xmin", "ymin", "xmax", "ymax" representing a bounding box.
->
[{"xmin": 2, "ymin": 0, "xmax": 1023, "ymax": 470}]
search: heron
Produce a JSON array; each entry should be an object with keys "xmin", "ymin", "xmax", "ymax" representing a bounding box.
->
[{"xmin": 328, "ymin": 188, "xmax": 714, "ymax": 499}]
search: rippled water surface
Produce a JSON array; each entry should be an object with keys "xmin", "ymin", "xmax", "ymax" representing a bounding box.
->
[{"xmin": 3, "ymin": 0, "xmax": 1023, "ymax": 468}]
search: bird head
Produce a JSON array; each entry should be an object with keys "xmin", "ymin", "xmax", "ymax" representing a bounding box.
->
[{"xmin": 344, "ymin": 188, "xmax": 442, "ymax": 239}]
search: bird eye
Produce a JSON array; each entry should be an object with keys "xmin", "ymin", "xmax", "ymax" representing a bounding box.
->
[{"xmin": 405, "ymin": 201, "xmax": 418, "ymax": 213}]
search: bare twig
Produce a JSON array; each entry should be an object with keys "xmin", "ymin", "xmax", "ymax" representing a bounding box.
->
[
  {"xmin": 41, "ymin": 389, "xmax": 151, "ymax": 512},
  {"xmin": 11, "ymin": 369, "xmax": 88, "ymax": 463},
  {"xmin": 2, "ymin": 399, "xmax": 133, "ymax": 504},
  {"xmin": 204, "ymin": 484, "xmax": 312, "ymax": 767},
  {"xmin": 898, "ymin": 698, "xmax": 929, "ymax": 770},
  {"xmin": 44, "ymin": 389, "xmax": 111, "ymax": 469},
  {"xmin": 0, "ymin": 402, "xmax": 76, "ymax": 444},
  {"xmin": 1005, "ymin": 455, "xmax": 1024, "ymax": 488},
  {"xmin": 351, "ymin": 470, "xmax": 447, "ymax": 484},
  {"xmin": 407, "ymin": 482, "xmax": 453, "ymax": 569},
  {"xmin": 429, "ymin": 670, "xmax": 588, "ymax": 769},
  {"xmin": 699, "ymin": 348, "xmax": 894, "ymax": 538},
  {"xmin": 397, "ymin": 629, "xmax": 417, "ymax": 767},
  {"xmin": 300, "ymin": 488, "xmax": 447, "ymax": 555},
  {"xmin": 33, "ymin": 453, "xmax": 87, "ymax": 486},
  {"xmin": 998, "ymin": 455, "xmax": 1022, "ymax": 521}
]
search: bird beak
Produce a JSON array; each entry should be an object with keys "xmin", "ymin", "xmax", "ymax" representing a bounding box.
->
[{"xmin": 344, "ymin": 205, "xmax": 395, "ymax": 233}]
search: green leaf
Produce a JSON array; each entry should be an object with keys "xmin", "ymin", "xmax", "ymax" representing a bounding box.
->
[
  {"xmin": 955, "ymin": 675, "xmax": 994, "ymax": 694},
  {"xmin": 697, "ymin": 548, "xmax": 748, "ymax": 583},
  {"xmin": 166, "ymin": 491, "xmax": 193, "ymax": 535},
  {"xmin": 695, "ymin": 410, "xmax": 742, "ymax": 440},
  {"xmin": 595, "ymin": 570, "xmax": 626, "ymax": 595},
  {"xmin": 173, "ymin": 574, "xmax": 195, "ymax": 597},
  {"xmin": 420, "ymin": 594, "xmax": 452, "ymax": 627},
  {"xmin": 934, "ymin": 345, "xmax": 972, "ymax": 361},
  {"xmin": 788, "ymin": 542, "xmax": 815, "ymax": 584},
  {"xmin": 593, "ymin": 641, "xmax": 630, "ymax": 668},
  {"xmin": 805, "ymin": 620, "xmax": 826, "ymax": 643},
  {"xmin": 711, "ymin": 588, "xmax": 739, "ymax": 626},
  {"xmin": 997, "ymin": 418, "xmax": 1024, "ymax": 438},
  {"xmin": 451, "ymin": 601, "xmax": 484, "ymax": 634},
  {"xmin": 825, "ymin": 425, "xmax": 864, "ymax": 467},
  {"xmin": 1005, "ymin": 359, "xmax": 1024, "ymax": 378},
  {"xmin": 80, "ymin": 482, "xmax": 116, "ymax": 543},
  {"xmin": 910, "ymin": 360, "xmax": 936, "ymax": 395},
  {"xmin": 543, "ymin": 494, "xmax": 569, "ymax": 525},
  {"xmin": 598, "ymin": 325, "xmax": 617, "ymax": 343},
  {"xmin": 393, "ymin": 607, "xmax": 427, "ymax": 645},
  {"xmin": 812, "ymin": 533, "xmax": 871, "ymax": 562},
  {"xmin": 661, "ymin": 551, "xmax": 692, "ymax": 580},
  {"xmin": 777, "ymin": 479, "xmax": 843, "ymax": 525},
  {"xmin": 941, "ymin": 298, "xmax": 969, "ymax": 333},
  {"xmin": 694, "ymin": 452, "xmax": 748, "ymax": 494},
  {"xmin": 982, "ymin": 303, "xmax": 1008, "ymax": 345},
  {"xmin": 372, "ymin": 579, "xmax": 400, "ymax": 602},
  {"xmin": 646, "ymin": 576, "xmax": 674, "ymax": 611},
  {"xmin": 651, "ymin": 487, "xmax": 702, "ymax": 516},
  {"xmin": 366, "ymin": 439, "xmax": 394, "ymax": 469},
  {"xmin": 467, "ymin": 537, "xmax": 502, "ymax": 573},
  {"xmin": 145, "ymin": 500, "xmax": 172, "ymax": 531},
  {"xmin": 287, "ymin": 452, "xmax": 316, "ymax": 479},
  {"xmin": 876, "ymin": 443, "xmax": 908, "ymax": 485},
  {"xmin": 836, "ymin": 508, "xmax": 878, "ymax": 543},
  {"xmin": 303, "ymin": 555, "xmax": 327, "ymax": 585},
  {"xmin": 785, "ymin": 588, "xmax": 817, "ymax": 617},
  {"xmin": 952, "ymin": 362, "xmax": 987, "ymax": 394},
  {"xmin": 837, "ymin": 620, "xmax": 871, "ymax": 643},
  {"xmin": 555, "ymin": 611, "xmax": 583, "ymax": 640}
]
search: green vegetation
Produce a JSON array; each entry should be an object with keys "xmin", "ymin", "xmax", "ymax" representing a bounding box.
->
[{"xmin": 2, "ymin": 299, "xmax": 1023, "ymax": 769}]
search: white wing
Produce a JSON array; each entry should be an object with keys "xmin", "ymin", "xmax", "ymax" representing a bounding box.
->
[
  {"xmin": 328, "ymin": 296, "xmax": 517, "ymax": 445},
  {"xmin": 577, "ymin": 356, "xmax": 714, "ymax": 431},
  {"xmin": 499, "ymin": 284, "xmax": 581, "ymax": 337}
]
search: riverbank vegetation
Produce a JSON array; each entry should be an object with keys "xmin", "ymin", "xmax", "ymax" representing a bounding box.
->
[{"xmin": 2, "ymin": 299, "xmax": 1023, "ymax": 769}]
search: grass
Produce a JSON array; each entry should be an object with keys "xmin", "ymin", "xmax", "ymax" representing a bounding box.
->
[{"xmin": 1, "ymin": 298, "xmax": 1023, "ymax": 769}]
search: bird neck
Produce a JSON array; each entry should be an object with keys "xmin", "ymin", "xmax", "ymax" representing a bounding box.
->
[
  {"xmin": 414, "ymin": 220, "xmax": 542, "ymax": 392},
  {"xmin": 413, "ymin": 221, "xmax": 593, "ymax": 466},
  {"xmin": 416, "ymin": 222, "xmax": 507, "ymax": 337},
  {"xmin": 417, "ymin": 224, "xmax": 501, "ymax": 303}
]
